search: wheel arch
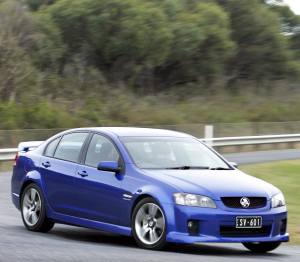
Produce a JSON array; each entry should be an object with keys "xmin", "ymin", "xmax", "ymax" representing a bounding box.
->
[
  {"xmin": 129, "ymin": 185, "xmax": 176, "ymax": 233},
  {"xmin": 19, "ymin": 180, "xmax": 37, "ymax": 205},
  {"xmin": 130, "ymin": 193, "xmax": 173, "ymax": 227},
  {"xmin": 20, "ymin": 170, "xmax": 45, "ymax": 206},
  {"xmin": 130, "ymin": 194, "xmax": 154, "ymax": 219}
]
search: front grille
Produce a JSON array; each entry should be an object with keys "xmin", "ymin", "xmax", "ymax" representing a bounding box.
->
[
  {"xmin": 220, "ymin": 225, "xmax": 271, "ymax": 237},
  {"xmin": 221, "ymin": 197, "xmax": 267, "ymax": 209}
]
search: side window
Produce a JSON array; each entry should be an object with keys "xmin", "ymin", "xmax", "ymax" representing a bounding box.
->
[
  {"xmin": 85, "ymin": 134, "xmax": 120, "ymax": 168},
  {"xmin": 54, "ymin": 133, "xmax": 88, "ymax": 162},
  {"xmin": 44, "ymin": 137, "xmax": 60, "ymax": 157}
]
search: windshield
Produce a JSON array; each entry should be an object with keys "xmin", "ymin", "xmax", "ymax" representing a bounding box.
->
[{"xmin": 121, "ymin": 136, "xmax": 231, "ymax": 170}]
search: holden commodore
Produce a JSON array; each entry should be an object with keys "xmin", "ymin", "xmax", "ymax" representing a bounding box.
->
[{"xmin": 11, "ymin": 127, "xmax": 288, "ymax": 252}]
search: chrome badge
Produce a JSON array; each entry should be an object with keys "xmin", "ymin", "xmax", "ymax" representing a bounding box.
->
[{"xmin": 240, "ymin": 197, "xmax": 250, "ymax": 208}]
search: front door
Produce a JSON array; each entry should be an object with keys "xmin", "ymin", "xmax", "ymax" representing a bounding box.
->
[{"xmin": 74, "ymin": 133, "xmax": 124, "ymax": 224}]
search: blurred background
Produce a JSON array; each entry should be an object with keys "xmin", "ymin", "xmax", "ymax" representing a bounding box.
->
[{"xmin": 0, "ymin": 0, "xmax": 300, "ymax": 131}]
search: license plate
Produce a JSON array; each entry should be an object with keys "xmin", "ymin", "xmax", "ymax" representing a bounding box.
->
[{"xmin": 236, "ymin": 216, "xmax": 262, "ymax": 228}]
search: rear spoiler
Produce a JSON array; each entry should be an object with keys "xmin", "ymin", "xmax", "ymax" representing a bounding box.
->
[{"xmin": 18, "ymin": 141, "xmax": 44, "ymax": 152}]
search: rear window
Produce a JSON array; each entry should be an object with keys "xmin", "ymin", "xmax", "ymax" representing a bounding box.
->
[
  {"xmin": 54, "ymin": 133, "xmax": 88, "ymax": 162},
  {"xmin": 44, "ymin": 137, "xmax": 60, "ymax": 157}
]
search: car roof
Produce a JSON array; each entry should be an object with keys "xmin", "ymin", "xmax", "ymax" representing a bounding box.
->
[{"xmin": 68, "ymin": 127, "xmax": 191, "ymax": 138}]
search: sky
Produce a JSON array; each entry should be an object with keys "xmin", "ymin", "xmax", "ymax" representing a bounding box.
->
[{"xmin": 283, "ymin": 0, "xmax": 300, "ymax": 15}]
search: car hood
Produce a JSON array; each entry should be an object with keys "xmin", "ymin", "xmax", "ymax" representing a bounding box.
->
[{"xmin": 144, "ymin": 169, "xmax": 279, "ymax": 200}]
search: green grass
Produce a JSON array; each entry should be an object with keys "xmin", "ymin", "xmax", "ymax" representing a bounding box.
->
[
  {"xmin": 4, "ymin": 91, "xmax": 300, "ymax": 130},
  {"xmin": 241, "ymin": 160, "xmax": 300, "ymax": 244}
]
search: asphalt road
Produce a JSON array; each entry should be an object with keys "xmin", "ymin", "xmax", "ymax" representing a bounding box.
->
[
  {"xmin": 224, "ymin": 149, "xmax": 300, "ymax": 165},
  {"xmin": 0, "ymin": 171, "xmax": 299, "ymax": 262}
]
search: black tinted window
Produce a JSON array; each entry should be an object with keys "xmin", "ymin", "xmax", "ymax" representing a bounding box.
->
[
  {"xmin": 54, "ymin": 133, "xmax": 88, "ymax": 162},
  {"xmin": 44, "ymin": 137, "xmax": 60, "ymax": 157},
  {"xmin": 85, "ymin": 134, "xmax": 119, "ymax": 168}
]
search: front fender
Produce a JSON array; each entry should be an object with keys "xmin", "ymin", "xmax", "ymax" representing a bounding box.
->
[
  {"xmin": 133, "ymin": 183, "xmax": 174, "ymax": 205},
  {"xmin": 120, "ymin": 166, "xmax": 177, "ymax": 231},
  {"xmin": 128, "ymin": 187, "xmax": 177, "ymax": 235}
]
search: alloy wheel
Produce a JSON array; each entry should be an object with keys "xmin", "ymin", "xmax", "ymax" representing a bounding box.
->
[
  {"xmin": 22, "ymin": 188, "xmax": 42, "ymax": 226},
  {"xmin": 134, "ymin": 203, "xmax": 165, "ymax": 245}
]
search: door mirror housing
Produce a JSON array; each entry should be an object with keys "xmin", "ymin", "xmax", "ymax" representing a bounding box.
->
[
  {"xmin": 97, "ymin": 161, "xmax": 121, "ymax": 173},
  {"xmin": 229, "ymin": 162, "xmax": 238, "ymax": 168}
]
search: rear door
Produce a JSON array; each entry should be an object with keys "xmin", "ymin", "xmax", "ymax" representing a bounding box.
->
[
  {"xmin": 40, "ymin": 132, "xmax": 89, "ymax": 216},
  {"xmin": 74, "ymin": 133, "xmax": 124, "ymax": 224}
]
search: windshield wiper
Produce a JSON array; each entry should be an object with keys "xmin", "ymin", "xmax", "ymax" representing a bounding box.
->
[
  {"xmin": 165, "ymin": 166, "xmax": 210, "ymax": 170},
  {"xmin": 209, "ymin": 167, "xmax": 232, "ymax": 170}
]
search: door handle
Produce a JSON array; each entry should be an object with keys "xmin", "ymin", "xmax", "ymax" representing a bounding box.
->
[
  {"xmin": 78, "ymin": 170, "xmax": 88, "ymax": 177},
  {"xmin": 42, "ymin": 161, "xmax": 51, "ymax": 168}
]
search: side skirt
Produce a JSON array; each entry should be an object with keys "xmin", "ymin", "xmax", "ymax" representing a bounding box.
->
[{"xmin": 50, "ymin": 211, "xmax": 132, "ymax": 236}]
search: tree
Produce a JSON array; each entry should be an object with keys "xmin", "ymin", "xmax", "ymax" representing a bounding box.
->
[
  {"xmin": 45, "ymin": 0, "xmax": 173, "ymax": 87},
  {"xmin": 0, "ymin": 0, "xmax": 38, "ymax": 102},
  {"xmin": 25, "ymin": 0, "xmax": 55, "ymax": 11},
  {"xmin": 268, "ymin": 3, "xmax": 300, "ymax": 34},
  {"xmin": 218, "ymin": 0, "xmax": 293, "ymax": 83},
  {"xmin": 157, "ymin": 1, "xmax": 235, "ymax": 86}
]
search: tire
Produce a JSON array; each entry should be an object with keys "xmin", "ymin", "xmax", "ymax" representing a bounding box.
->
[
  {"xmin": 21, "ymin": 183, "xmax": 54, "ymax": 233},
  {"xmin": 242, "ymin": 241, "xmax": 282, "ymax": 253},
  {"xmin": 132, "ymin": 197, "xmax": 167, "ymax": 250}
]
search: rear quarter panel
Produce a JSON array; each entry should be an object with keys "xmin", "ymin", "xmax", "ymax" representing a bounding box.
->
[{"xmin": 11, "ymin": 151, "xmax": 42, "ymax": 210}]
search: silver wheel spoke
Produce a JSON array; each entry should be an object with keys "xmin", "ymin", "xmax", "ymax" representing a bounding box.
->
[
  {"xmin": 149, "ymin": 229, "xmax": 158, "ymax": 242},
  {"xmin": 30, "ymin": 189, "xmax": 36, "ymax": 202},
  {"xmin": 23, "ymin": 194, "xmax": 31, "ymax": 207},
  {"xmin": 142, "ymin": 227, "xmax": 150, "ymax": 238},
  {"xmin": 36, "ymin": 200, "xmax": 41, "ymax": 211},
  {"xmin": 31, "ymin": 211, "xmax": 38, "ymax": 225},
  {"xmin": 139, "ymin": 208, "xmax": 147, "ymax": 219},
  {"xmin": 28, "ymin": 212, "xmax": 33, "ymax": 223},
  {"xmin": 156, "ymin": 217, "xmax": 164, "ymax": 229},
  {"xmin": 148, "ymin": 204, "xmax": 158, "ymax": 217},
  {"xmin": 24, "ymin": 208, "xmax": 30, "ymax": 221}
]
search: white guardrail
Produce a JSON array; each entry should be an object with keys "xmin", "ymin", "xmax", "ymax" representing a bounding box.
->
[
  {"xmin": 1, "ymin": 131, "xmax": 300, "ymax": 161},
  {"xmin": 203, "ymin": 134, "xmax": 300, "ymax": 147},
  {"xmin": 0, "ymin": 148, "xmax": 18, "ymax": 161},
  {"xmin": 202, "ymin": 125, "xmax": 300, "ymax": 147}
]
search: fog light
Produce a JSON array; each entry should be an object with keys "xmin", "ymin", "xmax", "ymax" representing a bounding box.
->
[
  {"xmin": 280, "ymin": 219, "xmax": 287, "ymax": 235},
  {"xmin": 187, "ymin": 220, "xmax": 199, "ymax": 235}
]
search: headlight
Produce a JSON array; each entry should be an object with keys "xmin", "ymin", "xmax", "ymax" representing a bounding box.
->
[
  {"xmin": 173, "ymin": 193, "xmax": 216, "ymax": 208},
  {"xmin": 271, "ymin": 193, "xmax": 286, "ymax": 208}
]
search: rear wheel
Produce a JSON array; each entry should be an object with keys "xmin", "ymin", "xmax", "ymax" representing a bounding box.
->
[
  {"xmin": 132, "ymin": 197, "xmax": 167, "ymax": 250},
  {"xmin": 242, "ymin": 242, "xmax": 281, "ymax": 253},
  {"xmin": 21, "ymin": 183, "xmax": 54, "ymax": 232}
]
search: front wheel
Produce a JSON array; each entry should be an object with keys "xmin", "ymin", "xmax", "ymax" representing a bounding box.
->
[
  {"xmin": 21, "ymin": 183, "xmax": 54, "ymax": 232},
  {"xmin": 132, "ymin": 197, "xmax": 167, "ymax": 250},
  {"xmin": 242, "ymin": 242, "xmax": 281, "ymax": 253}
]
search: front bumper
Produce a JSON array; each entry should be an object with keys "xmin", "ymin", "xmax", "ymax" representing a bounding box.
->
[{"xmin": 165, "ymin": 203, "xmax": 289, "ymax": 244}]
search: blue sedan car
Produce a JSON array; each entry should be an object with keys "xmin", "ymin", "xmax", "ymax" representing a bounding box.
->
[{"xmin": 11, "ymin": 127, "xmax": 288, "ymax": 252}]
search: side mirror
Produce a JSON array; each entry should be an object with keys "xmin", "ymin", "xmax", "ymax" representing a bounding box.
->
[
  {"xmin": 229, "ymin": 162, "xmax": 238, "ymax": 168},
  {"xmin": 97, "ymin": 161, "xmax": 121, "ymax": 173}
]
